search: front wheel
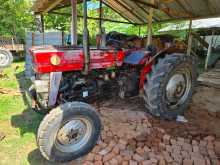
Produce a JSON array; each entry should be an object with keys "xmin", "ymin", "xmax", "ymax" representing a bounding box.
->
[
  {"xmin": 143, "ymin": 54, "xmax": 197, "ymax": 120},
  {"xmin": 37, "ymin": 102, "xmax": 101, "ymax": 162},
  {"xmin": 0, "ymin": 48, "xmax": 13, "ymax": 68}
]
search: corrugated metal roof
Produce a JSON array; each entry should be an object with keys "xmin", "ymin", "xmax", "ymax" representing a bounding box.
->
[
  {"xmin": 33, "ymin": 0, "xmax": 220, "ymax": 24},
  {"xmin": 159, "ymin": 17, "xmax": 220, "ymax": 32}
]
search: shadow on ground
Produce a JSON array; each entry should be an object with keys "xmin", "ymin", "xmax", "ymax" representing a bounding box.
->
[
  {"xmin": 28, "ymin": 149, "xmax": 63, "ymax": 165},
  {"xmin": 10, "ymin": 70, "xmax": 52, "ymax": 164}
]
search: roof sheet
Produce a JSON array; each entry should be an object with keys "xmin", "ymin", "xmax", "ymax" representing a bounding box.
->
[{"xmin": 33, "ymin": 0, "xmax": 220, "ymax": 24}]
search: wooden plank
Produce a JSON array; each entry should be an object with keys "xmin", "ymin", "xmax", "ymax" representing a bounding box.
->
[
  {"xmin": 43, "ymin": 0, "xmax": 64, "ymax": 14},
  {"xmin": 187, "ymin": 19, "xmax": 192, "ymax": 56},
  {"xmin": 198, "ymin": 69, "xmax": 220, "ymax": 89},
  {"xmin": 147, "ymin": 0, "xmax": 154, "ymax": 47},
  {"xmin": 192, "ymin": 32, "xmax": 209, "ymax": 49},
  {"xmin": 71, "ymin": 0, "xmax": 77, "ymax": 46},
  {"xmin": 205, "ymin": 30, "xmax": 215, "ymax": 70}
]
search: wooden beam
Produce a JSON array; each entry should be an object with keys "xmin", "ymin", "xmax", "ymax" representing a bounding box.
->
[
  {"xmin": 205, "ymin": 30, "xmax": 215, "ymax": 70},
  {"xmin": 71, "ymin": 0, "xmax": 77, "ymax": 46},
  {"xmin": 114, "ymin": 0, "xmax": 145, "ymax": 23},
  {"xmin": 49, "ymin": 11, "xmax": 139, "ymax": 25},
  {"xmin": 187, "ymin": 20, "xmax": 192, "ymax": 56},
  {"xmin": 147, "ymin": 0, "xmax": 154, "ymax": 47},
  {"xmin": 133, "ymin": 1, "xmax": 159, "ymax": 22},
  {"xmin": 191, "ymin": 32, "xmax": 209, "ymax": 49},
  {"xmin": 43, "ymin": 0, "xmax": 64, "ymax": 14}
]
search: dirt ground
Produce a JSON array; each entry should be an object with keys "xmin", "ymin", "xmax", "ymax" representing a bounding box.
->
[{"xmin": 73, "ymin": 85, "xmax": 220, "ymax": 165}]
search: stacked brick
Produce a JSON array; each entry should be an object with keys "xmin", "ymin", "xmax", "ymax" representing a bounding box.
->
[{"xmin": 81, "ymin": 108, "xmax": 220, "ymax": 165}]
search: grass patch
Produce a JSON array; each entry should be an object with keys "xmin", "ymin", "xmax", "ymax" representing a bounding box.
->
[{"xmin": 0, "ymin": 62, "xmax": 56, "ymax": 165}]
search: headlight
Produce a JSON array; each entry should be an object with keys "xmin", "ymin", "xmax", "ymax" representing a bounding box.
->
[{"xmin": 50, "ymin": 55, "xmax": 61, "ymax": 66}]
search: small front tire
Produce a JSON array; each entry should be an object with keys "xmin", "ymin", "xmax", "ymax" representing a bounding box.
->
[
  {"xmin": 37, "ymin": 102, "xmax": 101, "ymax": 162},
  {"xmin": 0, "ymin": 48, "xmax": 13, "ymax": 68}
]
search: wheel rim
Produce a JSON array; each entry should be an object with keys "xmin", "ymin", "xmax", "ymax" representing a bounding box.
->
[
  {"xmin": 0, "ymin": 52, "xmax": 9, "ymax": 66},
  {"xmin": 165, "ymin": 68, "xmax": 192, "ymax": 109},
  {"xmin": 55, "ymin": 117, "xmax": 92, "ymax": 153}
]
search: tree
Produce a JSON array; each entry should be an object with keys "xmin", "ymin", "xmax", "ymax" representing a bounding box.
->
[{"xmin": 0, "ymin": 0, "xmax": 35, "ymax": 43}]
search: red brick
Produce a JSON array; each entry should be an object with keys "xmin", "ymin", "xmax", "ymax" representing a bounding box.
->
[
  {"xmin": 119, "ymin": 139, "xmax": 128, "ymax": 146},
  {"xmin": 182, "ymin": 143, "xmax": 192, "ymax": 152},
  {"xmin": 99, "ymin": 147, "xmax": 111, "ymax": 156},
  {"xmin": 86, "ymin": 153, "xmax": 95, "ymax": 162},
  {"xmin": 142, "ymin": 160, "xmax": 152, "ymax": 165},
  {"xmin": 94, "ymin": 161, "xmax": 103, "ymax": 165},
  {"xmin": 83, "ymin": 161, "xmax": 94, "ymax": 165},
  {"xmin": 109, "ymin": 158, "xmax": 118, "ymax": 165},
  {"xmin": 103, "ymin": 152, "xmax": 115, "ymax": 162},
  {"xmin": 193, "ymin": 158, "xmax": 206, "ymax": 165},
  {"xmin": 143, "ymin": 146, "xmax": 151, "ymax": 153},
  {"xmin": 129, "ymin": 160, "xmax": 138, "ymax": 165},
  {"xmin": 181, "ymin": 150, "xmax": 190, "ymax": 159},
  {"xmin": 94, "ymin": 154, "xmax": 102, "ymax": 161},
  {"xmin": 214, "ymin": 141, "xmax": 220, "ymax": 155},
  {"xmin": 150, "ymin": 158, "xmax": 158, "ymax": 164},
  {"xmin": 199, "ymin": 140, "xmax": 207, "ymax": 147},
  {"xmin": 193, "ymin": 145, "xmax": 199, "ymax": 153},
  {"xmin": 183, "ymin": 159, "xmax": 193, "ymax": 165},
  {"xmin": 115, "ymin": 155, "xmax": 123, "ymax": 164},
  {"xmin": 204, "ymin": 136, "xmax": 215, "ymax": 142},
  {"xmin": 122, "ymin": 161, "xmax": 129, "ymax": 165},
  {"xmin": 133, "ymin": 154, "xmax": 144, "ymax": 162},
  {"xmin": 163, "ymin": 134, "xmax": 171, "ymax": 144},
  {"xmin": 112, "ymin": 146, "xmax": 120, "ymax": 155},
  {"xmin": 158, "ymin": 159, "xmax": 166, "ymax": 165},
  {"xmin": 136, "ymin": 147, "xmax": 145, "ymax": 156},
  {"xmin": 93, "ymin": 146, "xmax": 101, "ymax": 153}
]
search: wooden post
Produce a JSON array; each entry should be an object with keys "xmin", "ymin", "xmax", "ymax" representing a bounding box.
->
[
  {"xmin": 99, "ymin": 0, "xmax": 103, "ymax": 34},
  {"xmin": 11, "ymin": 37, "xmax": 15, "ymax": 50},
  {"xmin": 71, "ymin": 0, "xmax": 77, "ymax": 46},
  {"xmin": 147, "ymin": 0, "xmax": 154, "ymax": 47},
  {"xmin": 205, "ymin": 30, "xmax": 215, "ymax": 70},
  {"xmin": 187, "ymin": 19, "xmax": 192, "ymax": 55},
  {"xmin": 40, "ymin": 15, "xmax": 45, "ymax": 45}
]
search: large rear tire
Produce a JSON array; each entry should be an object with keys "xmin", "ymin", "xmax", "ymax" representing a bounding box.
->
[
  {"xmin": 0, "ymin": 48, "xmax": 13, "ymax": 68},
  {"xmin": 143, "ymin": 54, "xmax": 197, "ymax": 120},
  {"xmin": 37, "ymin": 102, "xmax": 101, "ymax": 162}
]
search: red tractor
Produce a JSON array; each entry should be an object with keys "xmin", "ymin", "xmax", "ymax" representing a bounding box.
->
[{"xmin": 29, "ymin": 0, "xmax": 197, "ymax": 162}]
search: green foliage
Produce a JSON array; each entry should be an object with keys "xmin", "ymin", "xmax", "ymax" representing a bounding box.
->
[
  {"xmin": 0, "ymin": 0, "xmax": 35, "ymax": 43},
  {"xmin": 0, "ymin": 0, "xmax": 189, "ymax": 43}
]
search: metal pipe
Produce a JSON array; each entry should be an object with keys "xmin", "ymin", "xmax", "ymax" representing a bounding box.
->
[{"xmin": 83, "ymin": 0, "xmax": 90, "ymax": 75}]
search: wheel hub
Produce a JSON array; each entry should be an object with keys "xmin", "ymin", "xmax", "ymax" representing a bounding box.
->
[
  {"xmin": 0, "ymin": 53, "xmax": 8, "ymax": 65},
  {"xmin": 55, "ymin": 117, "xmax": 92, "ymax": 153},
  {"xmin": 166, "ymin": 73, "xmax": 187, "ymax": 104}
]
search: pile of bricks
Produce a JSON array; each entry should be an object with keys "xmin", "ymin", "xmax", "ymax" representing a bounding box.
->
[{"xmin": 83, "ymin": 108, "xmax": 220, "ymax": 165}]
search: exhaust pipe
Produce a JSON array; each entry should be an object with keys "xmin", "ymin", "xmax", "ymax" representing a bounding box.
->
[{"xmin": 82, "ymin": 0, "xmax": 90, "ymax": 75}]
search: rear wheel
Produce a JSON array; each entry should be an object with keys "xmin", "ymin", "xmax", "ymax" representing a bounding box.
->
[
  {"xmin": 143, "ymin": 54, "xmax": 197, "ymax": 120},
  {"xmin": 37, "ymin": 102, "xmax": 101, "ymax": 162},
  {"xmin": 0, "ymin": 48, "xmax": 13, "ymax": 68}
]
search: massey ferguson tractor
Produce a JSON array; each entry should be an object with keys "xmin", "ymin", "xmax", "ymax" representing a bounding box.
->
[{"xmin": 28, "ymin": 0, "xmax": 197, "ymax": 162}]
